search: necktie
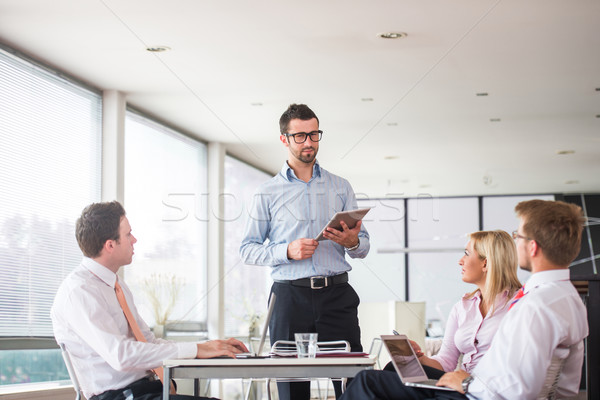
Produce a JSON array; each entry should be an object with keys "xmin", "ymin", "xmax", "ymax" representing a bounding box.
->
[
  {"xmin": 115, "ymin": 280, "xmax": 174, "ymax": 392},
  {"xmin": 508, "ymin": 286, "xmax": 526, "ymax": 310}
]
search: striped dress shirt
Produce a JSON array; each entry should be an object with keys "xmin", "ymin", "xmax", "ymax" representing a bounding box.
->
[{"xmin": 239, "ymin": 161, "xmax": 370, "ymax": 280}]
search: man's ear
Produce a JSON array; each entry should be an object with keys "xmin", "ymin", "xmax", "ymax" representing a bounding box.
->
[
  {"xmin": 280, "ymin": 135, "xmax": 289, "ymax": 147},
  {"xmin": 103, "ymin": 239, "xmax": 114, "ymax": 255},
  {"xmin": 529, "ymin": 239, "xmax": 540, "ymax": 258}
]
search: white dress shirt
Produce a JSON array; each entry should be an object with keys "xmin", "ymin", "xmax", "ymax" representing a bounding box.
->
[
  {"xmin": 51, "ymin": 258, "xmax": 197, "ymax": 398},
  {"xmin": 467, "ymin": 269, "xmax": 588, "ymax": 400}
]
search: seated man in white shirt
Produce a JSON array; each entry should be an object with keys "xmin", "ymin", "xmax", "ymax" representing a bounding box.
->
[
  {"xmin": 51, "ymin": 201, "xmax": 248, "ymax": 400},
  {"xmin": 341, "ymin": 199, "xmax": 589, "ymax": 400}
]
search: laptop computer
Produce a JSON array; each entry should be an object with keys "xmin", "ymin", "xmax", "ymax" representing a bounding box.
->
[
  {"xmin": 235, "ymin": 293, "xmax": 276, "ymax": 358},
  {"xmin": 381, "ymin": 334, "xmax": 455, "ymax": 391}
]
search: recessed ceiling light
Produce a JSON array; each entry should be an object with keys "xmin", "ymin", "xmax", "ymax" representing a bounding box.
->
[
  {"xmin": 490, "ymin": 118, "xmax": 501, "ymax": 122},
  {"xmin": 361, "ymin": 98, "xmax": 374, "ymax": 102},
  {"xmin": 476, "ymin": 93, "xmax": 489, "ymax": 96},
  {"xmin": 146, "ymin": 46, "xmax": 171, "ymax": 52},
  {"xmin": 565, "ymin": 180, "xmax": 580, "ymax": 185},
  {"xmin": 556, "ymin": 150, "xmax": 575, "ymax": 155},
  {"xmin": 384, "ymin": 155, "xmax": 399, "ymax": 160},
  {"xmin": 379, "ymin": 32, "xmax": 408, "ymax": 39}
]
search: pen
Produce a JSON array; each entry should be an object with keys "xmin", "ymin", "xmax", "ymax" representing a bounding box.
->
[{"xmin": 392, "ymin": 330, "xmax": 399, "ymax": 335}]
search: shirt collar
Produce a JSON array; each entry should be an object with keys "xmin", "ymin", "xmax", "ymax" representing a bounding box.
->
[
  {"xmin": 81, "ymin": 257, "xmax": 118, "ymax": 288},
  {"xmin": 523, "ymin": 268, "xmax": 570, "ymax": 294},
  {"xmin": 462, "ymin": 288, "xmax": 510, "ymax": 304},
  {"xmin": 280, "ymin": 160, "xmax": 321, "ymax": 182}
]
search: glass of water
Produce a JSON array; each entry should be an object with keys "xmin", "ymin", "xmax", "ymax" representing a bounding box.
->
[{"xmin": 295, "ymin": 333, "xmax": 318, "ymax": 358}]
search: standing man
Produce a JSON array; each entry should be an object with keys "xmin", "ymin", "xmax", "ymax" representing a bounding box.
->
[
  {"xmin": 52, "ymin": 201, "xmax": 247, "ymax": 400},
  {"xmin": 340, "ymin": 199, "xmax": 588, "ymax": 400},
  {"xmin": 240, "ymin": 104, "xmax": 370, "ymax": 400}
]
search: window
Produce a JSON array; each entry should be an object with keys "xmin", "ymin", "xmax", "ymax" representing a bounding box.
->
[
  {"xmin": 123, "ymin": 111, "xmax": 208, "ymax": 330},
  {"xmin": 0, "ymin": 47, "xmax": 102, "ymax": 386},
  {"xmin": 223, "ymin": 156, "xmax": 271, "ymax": 337}
]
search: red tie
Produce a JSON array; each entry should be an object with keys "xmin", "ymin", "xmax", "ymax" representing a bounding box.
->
[
  {"xmin": 509, "ymin": 287, "xmax": 526, "ymax": 310},
  {"xmin": 115, "ymin": 280, "xmax": 174, "ymax": 392}
]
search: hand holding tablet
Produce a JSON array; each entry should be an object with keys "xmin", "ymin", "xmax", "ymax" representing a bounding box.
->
[{"xmin": 315, "ymin": 208, "xmax": 371, "ymax": 241}]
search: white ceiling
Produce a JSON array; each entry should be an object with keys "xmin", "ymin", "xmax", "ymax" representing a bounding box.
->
[{"xmin": 1, "ymin": 0, "xmax": 599, "ymax": 197}]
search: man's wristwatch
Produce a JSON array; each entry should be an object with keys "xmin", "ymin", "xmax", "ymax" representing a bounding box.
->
[
  {"xmin": 462, "ymin": 375, "xmax": 474, "ymax": 394},
  {"xmin": 346, "ymin": 239, "xmax": 360, "ymax": 251}
]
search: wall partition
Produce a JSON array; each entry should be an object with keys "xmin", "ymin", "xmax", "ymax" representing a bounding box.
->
[
  {"xmin": 351, "ymin": 198, "xmax": 406, "ymax": 302},
  {"xmin": 407, "ymin": 197, "xmax": 479, "ymax": 325}
]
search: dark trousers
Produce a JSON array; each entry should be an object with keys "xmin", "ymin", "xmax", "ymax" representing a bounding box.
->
[
  {"xmin": 340, "ymin": 364, "xmax": 467, "ymax": 400},
  {"xmin": 269, "ymin": 281, "xmax": 363, "ymax": 400},
  {"xmin": 90, "ymin": 378, "xmax": 218, "ymax": 400}
]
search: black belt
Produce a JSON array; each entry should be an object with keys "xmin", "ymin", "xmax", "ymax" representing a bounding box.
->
[
  {"xmin": 274, "ymin": 272, "xmax": 348, "ymax": 289},
  {"xmin": 91, "ymin": 376, "xmax": 160, "ymax": 400}
]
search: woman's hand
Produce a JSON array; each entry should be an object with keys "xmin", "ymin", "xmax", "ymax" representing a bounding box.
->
[
  {"xmin": 409, "ymin": 339, "xmax": 424, "ymax": 358},
  {"xmin": 410, "ymin": 340, "xmax": 444, "ymax": 371}
]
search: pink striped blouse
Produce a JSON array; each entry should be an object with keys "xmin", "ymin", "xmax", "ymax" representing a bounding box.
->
[{"xmin": 430, "ymin": 289, "xmax": 517, "ymax": 373}]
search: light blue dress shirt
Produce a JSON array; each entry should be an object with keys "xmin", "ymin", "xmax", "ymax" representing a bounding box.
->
[{"xmin": 239, "ymin": 160, "xmax": 370, "ymax": 280}]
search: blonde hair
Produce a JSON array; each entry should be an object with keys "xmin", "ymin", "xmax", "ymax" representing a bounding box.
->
[{"xmin": 465, "ymin": 230, "xmax": 521, "ymax": 314}]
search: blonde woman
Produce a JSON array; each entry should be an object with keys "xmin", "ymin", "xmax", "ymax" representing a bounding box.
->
[
  {"xmin": 343, "ymin": 230, "xmax": 522, "ymax": 400},
  {"xmin": 414, "ymin": 230, "xmax": 522, "ymax": 374}
]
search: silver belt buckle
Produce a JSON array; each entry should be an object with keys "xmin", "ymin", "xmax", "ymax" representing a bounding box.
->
[{"xmin": 310, "ymin": 276, "xmax": 328, "ymax": 289}]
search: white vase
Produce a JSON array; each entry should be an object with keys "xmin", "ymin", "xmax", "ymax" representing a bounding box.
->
[{"xmin": 154, "ymin": 324, "xmax": 165, "ymax": 338}]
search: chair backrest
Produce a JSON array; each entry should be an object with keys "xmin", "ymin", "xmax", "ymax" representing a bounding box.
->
[
  {"xmin": 59, "ymin": 343, "xmax": 83, "ymax": 400},
  {"xmin": 536, "ymin": 346, "xmax": 570, "ymax": 400},
  {"xmin": 271, "ymin": 340, "xmax": 351, "ymax": 356},
  {"xmin": 368, "ymin": 337, "xmax": 383, "ymax": 369}
]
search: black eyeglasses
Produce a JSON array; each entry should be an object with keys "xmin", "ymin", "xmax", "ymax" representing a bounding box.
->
[
  {"xmin": 284, "ymin": 130, "xmax": 323, "ymax": 144},
  {"xmin": 512, "ymin": 230, "xmax": 532, "ymax": 241}
]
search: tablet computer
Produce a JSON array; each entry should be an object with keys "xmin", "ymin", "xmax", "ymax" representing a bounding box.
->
[{"xmin": 315, "ymin": 208, "xmax": 371, "ymax": 241}]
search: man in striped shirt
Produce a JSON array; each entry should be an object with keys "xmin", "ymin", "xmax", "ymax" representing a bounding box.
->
[{"xmin": 240, "ymin": 103, "xmax": 370, "ymax": 400}]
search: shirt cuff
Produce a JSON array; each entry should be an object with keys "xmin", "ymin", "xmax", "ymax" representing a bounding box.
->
[
  {"xmin": 464, "ymin": 376, "xmax": 485, "ymax": 399},
  {"xmin": 176, "ymin": 342, "xmax": 199, "ymax": 359},
  {"xmin": 345, "ymin": 239, "xmax": 363, "ymax": 253},
  {"xmin": 275, "ymin": 242, "xmax": 292, "ymax": 264}
]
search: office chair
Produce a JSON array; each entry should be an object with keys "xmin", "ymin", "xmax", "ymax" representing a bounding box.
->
[
  {"xmin": 59, "ymin": 343, "xmax": 83, "ymax": 400},
  {"xmin": 270, "ymin": 340, "xmax": 351, "ymax": 400},
  {"xmin": 536, "ymin": 346, "xmax": 570, "ymax": 400}
]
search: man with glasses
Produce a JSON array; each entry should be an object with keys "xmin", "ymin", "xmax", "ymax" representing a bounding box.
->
[
  {"xmin": 340, "ymin": 199, "xmax": 588, "ymax": 399},
  {"xmin": 240, "ymin": 104, "xmax": 370, "ymax": 400}
]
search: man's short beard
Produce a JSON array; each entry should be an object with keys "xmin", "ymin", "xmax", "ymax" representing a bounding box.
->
[{"xmin": 294, "ymin": 147, "xmax": 317, "ymax": 164}]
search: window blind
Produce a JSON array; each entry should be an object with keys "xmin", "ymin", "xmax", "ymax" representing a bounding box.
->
[{"xmin": 0, "ymin": 47, "xmax": 102, "ymax": 337}]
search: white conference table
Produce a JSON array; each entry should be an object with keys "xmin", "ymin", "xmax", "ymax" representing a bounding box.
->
[{"xmin": 162, "ymin": 356, "xmax": 375, "ymax": 399}]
